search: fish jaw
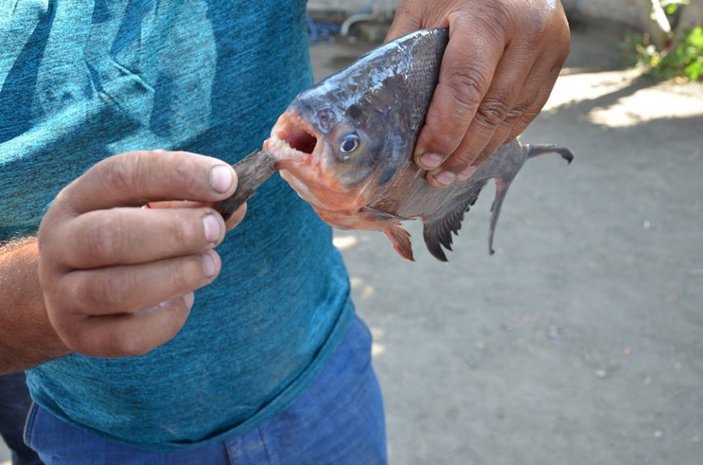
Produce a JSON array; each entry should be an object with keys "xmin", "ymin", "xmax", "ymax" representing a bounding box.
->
[
  {"xmin": 264, "ymin": 109, "xmax": 375, "ymax": 214},
  {"xmin": 264, "ymin": 110, "xmax": 318, "ymax": 168}
]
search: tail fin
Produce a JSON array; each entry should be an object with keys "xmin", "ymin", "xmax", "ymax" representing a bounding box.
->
[
  {"xmin": 487, "ymin": 143, "xmax": 573, "ymax": 255},
  {"xmin": 525, "ymin": 144, "xmax": 574, "ymax": 164}
]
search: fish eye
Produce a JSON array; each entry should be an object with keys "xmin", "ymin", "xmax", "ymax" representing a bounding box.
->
[{"xmin": 338, "ymin": 133, "xmax": 360, "ymax": 158}]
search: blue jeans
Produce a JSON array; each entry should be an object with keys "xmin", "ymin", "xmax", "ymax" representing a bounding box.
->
[
  {"xmin": 24, "ymin": 317, "xmax": 387, "ymax": 465},
  {"xmin": 0, "ymin": 372, "xmax": 43, "ymax": 465}
]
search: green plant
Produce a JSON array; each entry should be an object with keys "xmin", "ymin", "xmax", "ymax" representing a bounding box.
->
[
  {"xmin": 623, "ymin": 0, "xmax": 703, "ymax": 82},
  {"xmin": 662, "ymin": 0, "xmax": 686, "ymax": 16},
  {"xmin": 638, "ymin": 26, "xmax": 703, "ymax": 81}
]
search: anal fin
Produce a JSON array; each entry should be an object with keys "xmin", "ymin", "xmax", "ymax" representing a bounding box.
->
[{"xmin": 384, "ymin": 225, "xmax": 415, "ymax": 261}]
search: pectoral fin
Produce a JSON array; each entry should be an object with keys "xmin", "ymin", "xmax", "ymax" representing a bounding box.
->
[{"xmin": 360, "ymin": 206, "xmax": 408, "ymax": 222}]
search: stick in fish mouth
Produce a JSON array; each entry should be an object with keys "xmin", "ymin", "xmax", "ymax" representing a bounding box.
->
[{"xmin": 215, "ymin": 150, "xmax": 277, "ymax": 221}]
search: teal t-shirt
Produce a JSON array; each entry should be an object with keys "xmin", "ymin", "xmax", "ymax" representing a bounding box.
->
[{"xmin": 0, "ymin": 0, "xmax": 353, "ymax": 450}]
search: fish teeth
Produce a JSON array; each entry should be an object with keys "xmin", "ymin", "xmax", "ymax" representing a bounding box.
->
[{"xmin": 268, "ymin": 136, "xmax": 304, "ymax": 159}]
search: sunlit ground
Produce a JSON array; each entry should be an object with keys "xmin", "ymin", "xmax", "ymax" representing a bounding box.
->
[
  {"xmin": 546, "ymin": 67, "xmax": 703, "ymax": 126},
  {"xmin": 325, "ymin": 24, "xmax": 703, "ymax": 462}
]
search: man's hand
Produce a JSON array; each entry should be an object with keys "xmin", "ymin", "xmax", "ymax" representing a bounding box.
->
[
  {"xmin": 387, "ymin": 0, "xmax": 571, "ymax": 188},
  {"xmin": 37, "ymin": 150, "xmax": 245, "ymax": 358}
]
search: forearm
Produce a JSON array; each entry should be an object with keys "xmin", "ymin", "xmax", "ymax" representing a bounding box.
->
[{"xmin": 0, "ymin": 237, "xmax": 69, "ymax": 374}]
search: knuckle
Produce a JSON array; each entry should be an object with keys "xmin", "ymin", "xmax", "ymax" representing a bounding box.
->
[
  {"xmin": 102, "ymin": 155, "xmax": 139, "ymax": 196},
  {"xmin": 446, "ymin": 71, "xmax": 486, "ymax": 115},
  {"xmin": 523, "ymin": 9, "xmax": 549, "ymax": 39},
  {"xmin": 60, "ymin": 331, "xmax": 90, "ymax": 354},
  {"xmin": 512, "ymin": 109, "xmax": 542, "ymax": 137},
  {"xmin": 475, "ymin": 99, "xmax": 511, "ymax": 129},
  {"xmin": 490, "ymin": 2, "xmax": 514, "ymax": 33},
  {"xmin": 417, "ymin": 112, "xmax": 468, "ymax": 156},
  {"xmin": 170, "ymin": 214, "xmax": 200, "ymax": 250},
  {"xmin": 443, "ymin": 152, "xmax": 475, "ymax": 173},
  {"xmin": 84, "ymin": 214, "xmax": 126, "ymax": 261},
  {"xmin": 555, "ymin": 45, "xmax": 571, "ymax": 69},
  {"xmin": 420, "ymin": 112, "xmax": 458, "ymax": 153},
  {"xmin": 171, "ymin": 258, "xmax": 201, "ymax": 293},
  {"xmin": 53, "ymin": 320, "xmax": 96, "ymax": 355},
  {"xmin": 472, "ymin": 2, "xmax": 513, "ymax": 40},
  {"xmin": 523, "ymin": 104, "xmax": 544, "ymax": 121},
  {"xmin": 172, "ymin": 161, "xmax": 200, "ymax": 194},
  {"xmin": 109, "ymin": 330, "xmax": 151, "ymax": 357},
  {"xmin": 503, "ymin": 105, "xmax": 528, "ymax": 125},
  {"xmin": 58, "ymin": 273, "xmax": 86, "ymax": 310},
  {"xmin": 83, "ymin": 271, "xmax": 127, "ymax": 311}
]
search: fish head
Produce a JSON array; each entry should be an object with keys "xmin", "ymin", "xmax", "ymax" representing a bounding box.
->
[{"xmin": 264, "ymin": 28, "xmax": 449, "ymax": 215}]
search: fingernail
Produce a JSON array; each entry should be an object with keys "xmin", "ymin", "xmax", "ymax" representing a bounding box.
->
[
  {"xmin": 420, "ymin": 153, "xmax": 444, "ymax": 169},
  {"xmin": 456, "ymin": 165, "xmax": 477, "ymax": 181},
  {"xmin": 202, "ymin": 214, "xmax": 221, "ymax": 243},
  {"xmin": 183, "ymin": 293, "xmax": 195, "ymax": 308},
  {"xmin": 434, "ymin": 171, "xmax": 457, "ymax": 187},
  {"xmin": 209, "ymin": 165, "xmax": 235, "ymax": 194},
  {"xmin": 201, "ymin": 251, "xmax": 217, "ymax": 277}
]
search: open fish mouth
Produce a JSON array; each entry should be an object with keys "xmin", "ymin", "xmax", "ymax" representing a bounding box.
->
[{"xmin": 265, "ymin": 111, "xmax": 319, "ymax": 162}]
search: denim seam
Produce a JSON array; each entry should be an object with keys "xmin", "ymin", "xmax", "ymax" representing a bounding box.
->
[
  {"xmin": 224, "ymin": 439, "xmax": 236, "ymax": 465},
  {"xmin": 23, "ymin": 401, "xmax": 39, "ymax": 447},
  {"xmin": 257, "ymin": 426, "xmax": 273, "ymax": 465}
]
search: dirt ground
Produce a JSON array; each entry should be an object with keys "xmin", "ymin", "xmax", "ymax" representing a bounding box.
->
[
  {"xmin": 310, "ymin": 19, "xmax": 703, "ymax": 465},
  {"xmin": 2, "ymin": 17, "xmax": 702, "ymax": 465}
]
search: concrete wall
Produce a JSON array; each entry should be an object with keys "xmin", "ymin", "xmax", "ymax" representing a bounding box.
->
[
  {"xmin": 308, "ymin": 0, "xmax": 653, "ymax": 30},
  {"xmin": 561, "ymin": 0, "xmax": 650, "ymax": 29}
]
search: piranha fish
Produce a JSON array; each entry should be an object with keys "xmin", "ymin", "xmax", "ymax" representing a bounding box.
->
[{"xmin": 217, "ymin": 28, "xmax": 573, "ymax": 262}]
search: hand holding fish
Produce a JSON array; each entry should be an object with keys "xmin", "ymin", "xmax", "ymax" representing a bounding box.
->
[
  {"xmin": 387, "ymin": 0, "xmax": 571, "ymax": 188},
  {"xmin": 37, "ymin": 151, "xmax": 244, "ymax": 357}
]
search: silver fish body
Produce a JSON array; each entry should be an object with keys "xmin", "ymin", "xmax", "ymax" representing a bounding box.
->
[{"xmin": 219, "ymin": 28, "xmax": 573, "ymax": 261}]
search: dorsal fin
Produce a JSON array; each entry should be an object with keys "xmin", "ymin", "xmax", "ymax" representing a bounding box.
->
[{"xmin": 422, "ymin": 180, "xmax": 487, "ymax": 262}]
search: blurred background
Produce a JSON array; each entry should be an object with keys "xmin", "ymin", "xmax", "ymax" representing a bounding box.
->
[{"xmin": 2, "ymin": 1, "xmax": 701, "ymax": 464}]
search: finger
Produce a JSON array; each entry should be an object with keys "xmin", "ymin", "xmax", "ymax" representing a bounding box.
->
[
  {"xmin": 472, "ymin": 65, "xmax": 561, "ymax": 169},
  {"xmin": 57, "ymin": 250, "xmax": 220, "ymax": 316},
  {"xmin": 57, "ymin": 207, "xmax": 225, "ymax": 268},
  {"xmin": 224, "ymin": 203, "xmax": 247, "ymax": 231},
  {"xmin": 430, "ymin": 43, "xmax": 536, "ymax": 185},
  {"xmin": 414, "ymin": 12, "xmax": 505, "ymax": 172},
  {"xmin": 56, "ymin": 294, "xmax": 195, "ymax": 357},
  {"xmin": 506, "ymin": 19, "xmax": 570, "ymax": 142},
  {"xmin": 385, "ymin": 2, "xmax": 424, "ymax": 41},
  {"xmin": 149, "ymin": 200, "xmax": 247, "ymax": 231},
  {"xmin": 509, "ymin": 65, "xmax": 564, "ymax": 141},
  {"xmin": 467, "ymin": 53, "xmax": 555, "ymax": 168},
  {"xmin": 145, "ymin": 200, "xmax": 209, "ymax": 209},
  {"xmin": 58, "ymin": 150, "xmax": 237, "ymax": 214}
]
